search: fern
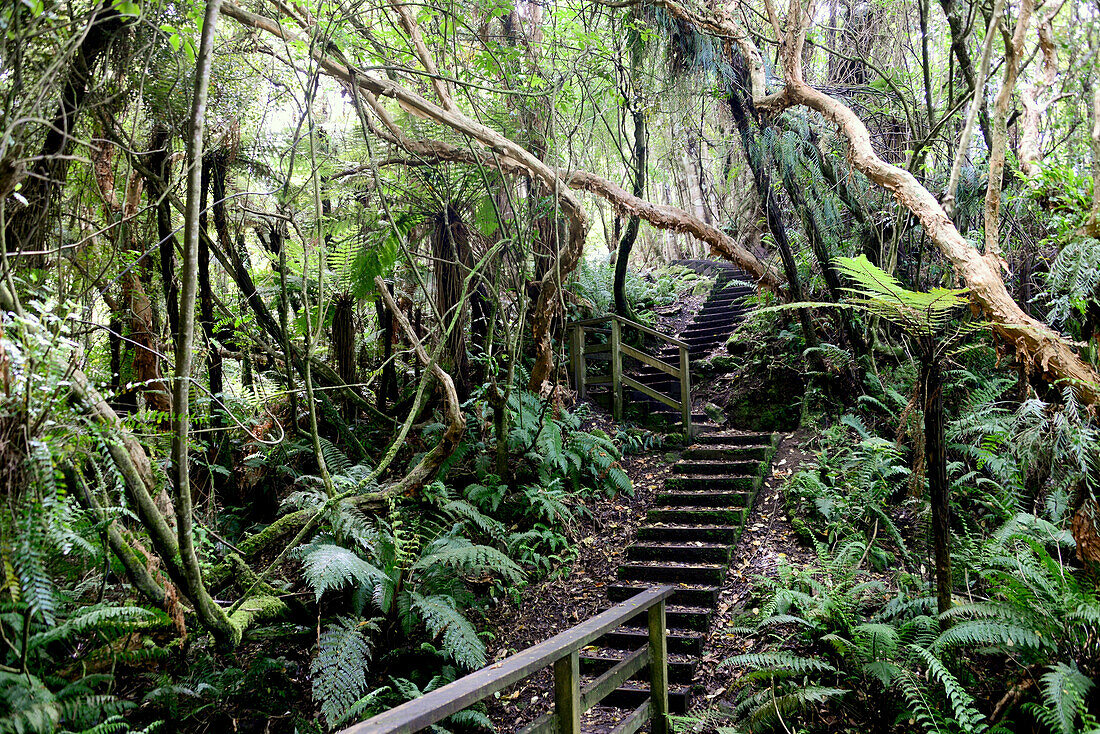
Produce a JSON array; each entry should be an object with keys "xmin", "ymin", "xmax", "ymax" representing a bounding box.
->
[
  {"xmin": 310, "ymin": 616, "xmax": 377, "ymax": 728},
  {"xmin": 30, "ymin": 605, "xmax": 168, "ymax": 650},
  {"xmin": 413, "ymin": 534, "xmax": 522, "ymax": 583},
  {"xmin": 834, "ymin": 255, "xmax": 969, "ymax": 336},
  {"xmin": 908, "ymin": 645, "xmax": 985, "ymax": 733},
  {"xmin": 409, "ymin": 593, "xmax": 485, "ymax": 670},
  {"xmin": 294, "ymin": 539, "xmax": 385, "ymax": 601},
  {"xmin": 1025, "ymin": 663, "xmax": 1097, "ymax": 734},
  {"xmin": 933, "ymin": 620, "xmax": 1046, "ymax": 654}
]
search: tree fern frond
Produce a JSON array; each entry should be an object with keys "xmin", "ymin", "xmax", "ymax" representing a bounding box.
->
[{"xmin": 294, "ymin": 540, "xmax": 385, "ymax": 601}]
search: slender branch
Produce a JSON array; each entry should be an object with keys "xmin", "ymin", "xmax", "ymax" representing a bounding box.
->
[{"xmin": 172, "ymin": 0, "xmax": 236, "ymax": 645}]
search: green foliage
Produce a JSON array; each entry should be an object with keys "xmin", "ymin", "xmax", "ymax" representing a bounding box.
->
[
  {"xmin": 567, "ymin": 256, "xmax": 707, "ymax": 324},
  {"xmin": 1025, "ymin": 664, "xmax": 1099, "ymax": 734},
  {"xmin": 503, "ymin": 390, "xmax": 632, "ymax": 498},
  {"xmin": 311, "ymin": 617, "xmax": 378, "ymax": 728},
  {"xmin": 783, "ymin": 419, "xmax": 912, "ymax": 564},
  {"xmin": 833, "ymin": 255, "xmax": 969, "ymax": 337}
]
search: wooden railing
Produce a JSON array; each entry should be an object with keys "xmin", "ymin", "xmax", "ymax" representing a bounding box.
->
[
  {"xmin": 568, "ymin": 315, "xmax": 692, "ymax": 437},
  {"xmin": 337, "ymin": 586, "xmax": 674, "ymax": 734}
]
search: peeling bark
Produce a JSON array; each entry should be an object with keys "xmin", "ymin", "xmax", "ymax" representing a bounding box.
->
[
  {"xmin": 753, "ymin": 0, "xmax": 1100, "ymax": 404},
  {"xmin": 1019, "ymin": 9, "xmax": 1060, "ymax": 179}
]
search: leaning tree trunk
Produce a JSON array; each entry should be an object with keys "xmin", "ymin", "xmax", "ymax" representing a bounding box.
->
[
  {"xmin": 171, "ymin": 0, "xmax": 238, "ymax": 647},
  {"xmin": 752, "ymin": 0, "xmax": 1100, "ymax": 404}
]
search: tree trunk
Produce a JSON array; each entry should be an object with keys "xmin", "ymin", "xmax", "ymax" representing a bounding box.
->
[
  {"xmin": 5, "ymin": 3, "xmax": 125, "ymax": 265},
  {"xmin": 726, "ymin": 80, "xmax": 818, "ymax": 348},
  {"xmin": 983, "ymin": 0, "xmax": 1033, "ymax": 266},
  {"xmin": 1088, "ymin": 83, "xmax": 1100, "ymax": 237},
  {"xmin": 146, "ymin": 126, "xmax": 179, "ymax": 344},
  {"xmin": 614, "ymin": 101, "xmax": 647, "ymax": 319},
  {"xmin": 921, "ymin": 344, "xmax": 951, "ymax": 615},
  {"xmin": 376, "ymin": 277, "xmax": 465, "ymax": 493},
  {"xmin": 199, "ymin": 155, "xmax": 224, "ymax": 414},
  {"xmin": 937, "ymin": 0, "xmax": 993, "ymax": 150},
  {"xmin": 172, "ymin": 0, "xmax": 237, "ymax": 647}
]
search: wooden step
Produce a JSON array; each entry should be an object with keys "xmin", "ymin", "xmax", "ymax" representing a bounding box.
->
[
  {"xmin": 647, "ymin": 506, "xmax": 746, "ymax": 526},
  {"xmin": 694, "ymin": 431, "xmax": 778, "ymax": 446},
  {"xmin": 600, "ymin": 682, "xmax": 691, "ymax": 714},
  {"xmin": 580, "ymin": 652, "xmax": 695, "ymax": 684},
  {"xmin": 635, "ymin": 523, "xmax": 742, "ymax": 544},
  {"xmin": 617, "ymin": 561, "xmax": 726, "ymax": 585},
  {"xmin": 627, "ymin": 542, "xmax": 733, "ymax": 564},
  {"xmin": 681, "ymin": 324, "xmax": 737, "ymax": 337},
  {"xmin": 608, "ymin": 582, "xmax": 721, "ymax": 608},
  {"xmin": 599, "ymin": 628, "xmax": 704, "ymax": 657},
  {"xmin": 672, "ymin": 460, "xmax": 761, "ymax": 475},
  {"xmin": 694, "ymin": 308, "xmax": 747, "ymax": 321},
  {"xmin": 683, "ymin": 445, "xmax": 772, "ymax": 461},
  {"xmin": 622, "ymin": 604, "xmax": 714, "ymax": 632},
  {"xmin": 656, "ymin": 490, "xmax": 751, "ymax": 508},
  {"xmin": 665, "ymin": 474, "xmax": 758, "ymax": 492}
]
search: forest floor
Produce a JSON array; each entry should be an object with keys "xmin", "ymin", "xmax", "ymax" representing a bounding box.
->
[{"xmin": 481, "ymin": 423, "xmax": 819, "ymax": 733}]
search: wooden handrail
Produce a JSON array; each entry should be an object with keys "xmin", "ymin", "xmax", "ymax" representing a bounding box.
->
[
  {"xmin": 568, "ymin": 315, "xmax": 693, "ymax": 437},
  {"xmin": 568, "ymin": 314, "xmax": 689, "ymax": 351},
  {"xmin": 338, "ymin": 586, "xmax": 675, "ymax": 734}
]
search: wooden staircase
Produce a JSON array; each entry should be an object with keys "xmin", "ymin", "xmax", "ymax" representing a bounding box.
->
[
  {"xmin": 579, "ymin": 431, "xmax": 780, "ymax": 714},
  {"xmin": 623, "ymin": 261, "xmax": 754, "ymax": 426}
]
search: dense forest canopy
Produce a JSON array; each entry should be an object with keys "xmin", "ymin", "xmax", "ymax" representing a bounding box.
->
[{"xmin": 1, "ymin": 0, "xmax": 1099, "ymax": 730}]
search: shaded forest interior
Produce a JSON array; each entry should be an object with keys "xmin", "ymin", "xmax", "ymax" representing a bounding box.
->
[{"xmin": 2, "ymin": 0, "xmax": 1100, "ymax": 731}]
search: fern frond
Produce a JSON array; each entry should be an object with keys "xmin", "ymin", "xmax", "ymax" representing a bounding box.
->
[
  {"xmin": 933, "ymin": 620, "xmax": 1046, "ymax": 654},
  {"xmin": 409, "ymin": 592, "xmax": 486, "ymax": 670},
  {"xmin": 721, "ymin": 652, "xmax": 837, "ymax": 675},
  {"xmin": 294, "ymin": 540, "xmax": 385, "ymax": 601},
  {"xmin": 311, "ymin": 616, "xmax": 375, "ymax": 728}
]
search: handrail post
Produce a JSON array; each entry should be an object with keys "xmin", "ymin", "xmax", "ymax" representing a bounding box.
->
[
  {"xmin": 610, "ymin": 318, "xmax": 623, "ymax": 421},
  {"xmin": 648, "ymin": 599, "xmax": 670, "ymax": 734},
  {"xmin": 553, "ymin": 651, "xmax": 581, "ymax": 734},
  {"xmin": 572, "ymin": 325, "xmax": 587, "ymax": 399},
  {"xmin": 679, "ymin": 345, "xmax": 691, "ymax": 439}
]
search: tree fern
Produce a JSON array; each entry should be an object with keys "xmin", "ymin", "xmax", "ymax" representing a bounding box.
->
[{"xmin": 834, "ymin": 255, "xmax": 969, "ymax": 336}]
